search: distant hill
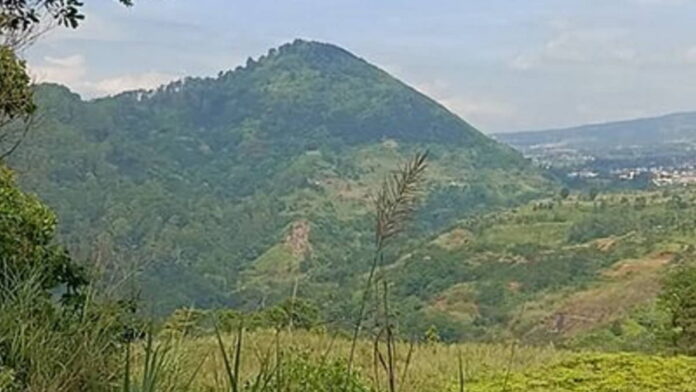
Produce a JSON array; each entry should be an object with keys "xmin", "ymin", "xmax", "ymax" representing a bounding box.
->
[
  {"xmin": 9, "ymin": 39, "xmax": 551, "ymax": 314},
  {"xmin": 496, "ymin": 112, "xmax": 696, "ymax": 166}
]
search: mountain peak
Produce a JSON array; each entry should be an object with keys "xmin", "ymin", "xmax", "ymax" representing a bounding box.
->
[
  {"xmin": 20, "ymin": 40, "xmax": 550, "ymax": 312},
  {"xmin": 250, "ymin": 39, "xmax": 364, "ymax": 72},
  {"xmin": 279, "ymin": 39, "xmax": 353, "ymax": 56}
]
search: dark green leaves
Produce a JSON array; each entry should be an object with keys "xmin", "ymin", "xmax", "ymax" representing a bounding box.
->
[{"xmin": 0, "ymin": 0, "xmax": 133, "ymax": 33}]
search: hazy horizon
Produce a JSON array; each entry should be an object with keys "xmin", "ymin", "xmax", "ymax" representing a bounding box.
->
[{"xmin": 25, "ymin": 0, "xmax": 696, "ymax": 133}]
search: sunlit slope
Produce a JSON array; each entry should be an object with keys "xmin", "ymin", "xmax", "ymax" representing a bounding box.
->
[{"xmin": 387, "ymin": 187, "xmax": 696, "ymax": 341}]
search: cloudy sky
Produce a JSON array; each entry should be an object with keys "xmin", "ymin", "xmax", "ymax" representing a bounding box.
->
[{"xmin": 24, "ymin": 0, "xmax": 696, "ymax": 133}]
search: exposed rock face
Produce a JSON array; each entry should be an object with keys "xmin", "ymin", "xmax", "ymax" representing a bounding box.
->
[{"xmin": 285, "ymin": 220, "xmax": 311, "ymax": 258}]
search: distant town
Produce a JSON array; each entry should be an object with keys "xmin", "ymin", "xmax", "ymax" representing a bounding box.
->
[
  {"xmin": 567, "ymin": 167, "xmax": 696, "ymax": 187},
  {"xmin": 520, "ymin": 145, "xmax": 696, "ymax": 188}
]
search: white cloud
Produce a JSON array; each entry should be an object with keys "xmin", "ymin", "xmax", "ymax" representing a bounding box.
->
[
  {"xmin": 510, "ymin": 27, "xmax": 640, "ymax": 70},
  {"xmin": 31, "ymin": 54, "xmax": 88, "ymax": 85},
  {"xmin": 30, "ymin": 54, "xmax": 178, "ymax": 97},
  {"xmin": 89, "ymin": 72, "xmax": 178, "ymax": 96}
]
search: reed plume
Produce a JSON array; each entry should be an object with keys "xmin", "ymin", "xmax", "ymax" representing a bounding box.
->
[{"xmin": 347, "ymin": 151, "xmax": 428, "ymax": 377}]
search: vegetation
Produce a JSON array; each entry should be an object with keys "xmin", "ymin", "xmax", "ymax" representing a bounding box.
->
[
  {"xmin": 658, "ymin": 263, "xmax": 696, "ymax": 355},
  {"xmin": 466, "ymin": 353, "xmax": 696, "ymax": 392},
  {"xmin": 6, "ymin": 12, "xmax": 696, "ymax": 389},
  {"xmin": 8, "ymin": 40, "xmax": 552, "ymax": 313},
  {"xmin": 0, "ymin": 0, "xmax": 133, "ymax": 33},
  {"xmin": 375, "ymin": 186, "xmax": 696, "ymax": 342}
]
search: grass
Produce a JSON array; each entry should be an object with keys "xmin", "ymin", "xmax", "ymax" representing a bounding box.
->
[
  {"xmin": 150, "ymin": 328, "xmax": 568, "ymax": 392},
  {"xmin": 0, "ymin": 273, "xmax": 126, "ymax": 391},
  {"xmin": 466, "ymin": 352, "xmax": 696, "ymax": 392}
]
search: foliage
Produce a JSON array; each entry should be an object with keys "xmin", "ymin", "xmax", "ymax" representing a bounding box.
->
[
  {"xmin": 0, "ymin": 45, "xmax": 34, "ymax": 158},
  {"xmin": 382, "ymin": 187, "xmax": 696, "ymax": 343},
  {"xmin": 659, "ymin": 262, "xmax": 696, "ymax": 355},
  {"xmin": 162, "ymin": 298, "xmax": 324, "ymax": 337},
  {"xmin": 0, "ymin": 164, "xmax": 86, "ymax": 302},
  {"xmin": 0, "ymin": 0, "xmax": 133, "ymax": 32},
  {"xmin": 0, "ymin": 271, "xmax": 135, "ymax": 391},
  {"xmin": 9, "ymin": 40, "xmax": 550, "ymax": 314},
  {"xmin": 566, "ymin": 303, "xmax": 671, "ymax": 354},
  {"xmin": 166, "ymin": 328, "xmax": 566, "ymax": 392},
  {"xmin": 269, "ymin": 352, "xmax": 370, "ymax": 392},
  {"xmin": 0, "ymin": 163, "xmax": 141, "ymax": 391},
  {"xmin": 466, "ymin": 353, "xmax": 696, "ymax": 392},
  {"xmin": 560, "ymin": 187, "xmax": 570, "ymax": 200},
  {"xmin": 0, "ymin": 45, "xmax": 34, "ymax": 120}
]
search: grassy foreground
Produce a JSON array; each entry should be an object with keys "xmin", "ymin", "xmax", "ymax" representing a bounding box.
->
[
  {"xmin": 128, "ymin": 329, "xmax": 696, "ymax": 392},
  {"xmin": 138, "ymin": 329, "xmax": 562, "ymax": 391}
]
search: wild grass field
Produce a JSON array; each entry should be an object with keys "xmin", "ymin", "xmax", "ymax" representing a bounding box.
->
[{"xmin": 123, "ymin": 327, "xmax": 696, "ymax": 392}]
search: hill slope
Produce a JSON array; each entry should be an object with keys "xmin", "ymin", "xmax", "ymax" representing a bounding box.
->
[
  {"xmin": 9, "ymin": 39, "xmax": 551, "ymax": 312},
  {"xmin": 387, "ymin": 187, "xmax": 696, "ymax": 342}
]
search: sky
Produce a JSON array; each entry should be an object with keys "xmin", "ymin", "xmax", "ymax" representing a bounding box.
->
[{"xmin": 23, "ymin": 0, "xmax": 696, "ymax": 133}]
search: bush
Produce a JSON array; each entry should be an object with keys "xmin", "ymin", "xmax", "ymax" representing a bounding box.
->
[
  {"xmin": 466, "ymin": 353, "xmax": 696, "ymax": 392},
  {"xmin": 270, "ymin": 352, "xmax": 370, "ymax": 392},
  {"xmin": 659, "ymin": 263, "xmax": 696, "ymax": 355}
]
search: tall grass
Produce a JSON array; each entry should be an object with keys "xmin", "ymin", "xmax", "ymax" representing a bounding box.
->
[
  {"xmin": 122, "ymin": 330, "xmax": 203, "ymax": 392},
  {"xmin": 348, "ymin": 151, "xmax": 428, "ymax": 375},
  {"xmin": 0, "ymin": 271, "xmax": 124, "ymax": 391},
  {"xmin": 159, "ymin": 328, "xmax": 566, "ymax": 392}
]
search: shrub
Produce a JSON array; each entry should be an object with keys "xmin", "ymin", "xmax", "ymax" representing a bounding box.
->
[
  {"xmin": 465, "ymin": 353, "xmax": 696, "ymax": 392},
  {"xmin": 270, "ymin": 352, "xmax": 370, "ymax": 392},
  {"xmin": 659, "ymin": 263, "xmax": 696, "ymax": 355}
]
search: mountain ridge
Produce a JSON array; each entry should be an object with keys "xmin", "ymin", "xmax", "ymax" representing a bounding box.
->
[{"xmin": 496, "ymin": 110, "xmax": 696, "ymax": 150}]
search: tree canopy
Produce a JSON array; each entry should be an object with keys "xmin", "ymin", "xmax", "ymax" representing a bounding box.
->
[{"xmin": 0, "ymin": 0, "xmax": 133, "ymax": 32}]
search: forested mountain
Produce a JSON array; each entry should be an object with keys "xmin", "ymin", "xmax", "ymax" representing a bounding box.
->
[{"xmin": 9, "ymin": 39, "xmax": 551, "ymax": 314}]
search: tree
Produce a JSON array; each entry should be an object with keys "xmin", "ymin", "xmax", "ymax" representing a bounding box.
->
[
  {"xmin": 0, "ymin": 45, "xmax": 34, "ymax": 158},
  {"xmin": 588, "ymin": 187, "xmax": 599, "ymax": 201},
  {"xmin": 1, "ymin": 0, "xmax": 133, "ymax": 33},
  {"xmin": 559, "ymin": 187, "xmax": 570, "ymax": 200},
  {"xmin": 0, "ymin": 164, "xmax": 86, "ymax": 300},
  {"xmin": 659, "ymin": 263, "xmax": 696, "ymax": 355}
]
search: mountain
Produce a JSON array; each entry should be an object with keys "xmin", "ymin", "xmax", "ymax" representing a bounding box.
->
[
  {"xmin": 9, "ymin": 39, "xmax": 552, "ymax": 315},
  {"xmin": 496, "ymin": 112, "xmax": 696, "ymax": 167}
]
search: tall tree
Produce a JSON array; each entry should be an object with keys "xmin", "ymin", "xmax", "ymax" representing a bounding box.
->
[{"xmin": 0, "ymin": 45, "xmax": 34, "ymax": 158}]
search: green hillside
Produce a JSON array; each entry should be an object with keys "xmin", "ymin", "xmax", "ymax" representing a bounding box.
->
[
  {"xmin": 387, "ymin": 186, "xmax": 696, "ymax": 344},
  {"xmin": 8, "ymin": 39, "xmax": 551, "ymax": 312}
]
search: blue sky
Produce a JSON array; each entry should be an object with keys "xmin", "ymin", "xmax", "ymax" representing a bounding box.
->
[{"xmin": 25, "ymin": 0, "xmax": 696, "ymax": 133}]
